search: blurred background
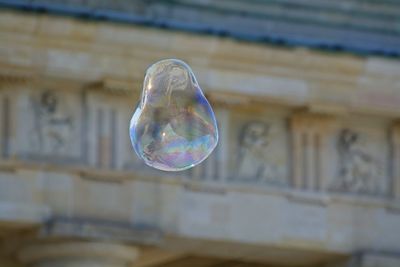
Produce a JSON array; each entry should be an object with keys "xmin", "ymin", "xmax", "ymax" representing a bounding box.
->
[{"xmin": 0, "ymin": 0, "xmax": 400, "ymax": 266}]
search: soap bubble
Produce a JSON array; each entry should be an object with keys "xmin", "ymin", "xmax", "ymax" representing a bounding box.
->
[{"xmin": 130, "ymin": 59, "xmax": 218, "ymax": 171}]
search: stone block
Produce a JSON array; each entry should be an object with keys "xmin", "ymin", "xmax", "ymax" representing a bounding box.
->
[
  {"xmin": 73, "ymin": 176, "xmax": 131, "ymax": 221},
  {"xmin": 0, "ymin": 201, "xmax": 50, "ymax": 226}
]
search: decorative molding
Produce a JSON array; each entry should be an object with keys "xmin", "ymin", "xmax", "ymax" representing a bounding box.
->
[
  {"xmin": 85, "ymin": 78, "xmax": 139, "ymax": 95},
  {"xmin": 0, "ymin": 67, "xmax": 33, "ymax": 86},
  {"xmin": 291, "ymin": 112, "xmax": 337, "ymax": 134}
]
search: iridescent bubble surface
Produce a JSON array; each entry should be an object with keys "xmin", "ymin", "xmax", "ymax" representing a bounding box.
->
[{"xmin": 129, "ymin": 59, "xmax": 218, "ymax": 171}]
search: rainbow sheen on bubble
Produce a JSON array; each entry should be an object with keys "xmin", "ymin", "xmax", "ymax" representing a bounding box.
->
[{"xmin": 129, "ymin": 59, "xmax": 218, "ymax": 171}]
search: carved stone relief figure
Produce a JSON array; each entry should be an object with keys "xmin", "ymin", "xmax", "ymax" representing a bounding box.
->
[
  {"xmin": 331, "ymin": 129, "xmax": 382, "ymax": 194},
  {"xmin": 234, "ymin": 121, "xmax": 286, "ymax": 185},
  {"xmin": 29, "ymin": 90, "xmax": 74, "ymax": 156}
]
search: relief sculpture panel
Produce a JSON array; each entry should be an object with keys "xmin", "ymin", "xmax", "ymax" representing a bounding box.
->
[
  {"xmin": 20, "ymin": 89, "xmax": 82, "ymax": 161},
  {"xmin": 330, "ymin": 128, "xmax": 385, "ymax": 195},
  {"xmin": 232, "ymin": 118, "xmax": 288, "ymax": 186}
]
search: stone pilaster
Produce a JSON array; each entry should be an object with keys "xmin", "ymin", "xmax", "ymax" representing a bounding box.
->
[
  {"xmin": 290, "ymin": 112, "xmax": 336, "ymax": 191},
  {"xmin": 0, "ymin": 71, "xmax": 31, "ymax": 161},
  {"xmin": 18, "ymin": 241, "xmax": 139, "ymax": 267},
  {"xmin": 391, "ymin": 123, "xmax": 400, "ymax": 199},
  {"xmin": 187, "ymin": 107, "xmax": 228, "ymax": 182},
  {"xmin": 215, "ymin": 108, "xmax": 230, "ymax": 181}
]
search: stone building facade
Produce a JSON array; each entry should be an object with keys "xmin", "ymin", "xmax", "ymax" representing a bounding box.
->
[{"xmin": 1, "ymin": 1, "xmax": 400, "ymax": 266}]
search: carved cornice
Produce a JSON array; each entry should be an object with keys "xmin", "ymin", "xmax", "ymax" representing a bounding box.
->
[
  {"xmin": 0, "ymin": 69, "xmax": 33, "ymax": 86},
  {"xmin": 0, "ymin": 65, "xmax": 139, "ymax": 93},
  {"xmin": 291, "ymin": 111, "xmax": 337, "ymax": 133},
  {"xmin": 85, "ymin": 78, "xmax": 139, "ymax": 95}
]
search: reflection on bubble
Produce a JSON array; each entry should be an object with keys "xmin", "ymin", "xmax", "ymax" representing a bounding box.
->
[{"xmin": 129, "ymin": 59, "xmax": 218, "ymax": 171}]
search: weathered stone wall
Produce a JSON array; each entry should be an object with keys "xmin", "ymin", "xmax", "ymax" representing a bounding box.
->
[{"xmin": 1, "ymin": 10, "xmax": 400, "ymax": 267}]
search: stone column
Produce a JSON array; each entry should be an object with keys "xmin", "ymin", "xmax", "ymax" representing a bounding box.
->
[
  {"xmin": 18, "ymin": 241, "xmax": 139, "ymax": 267},
  {"xmin": 290, "ymin": 112, "xmax": 336, "ymax": 191},
  {"xmin": 391, "ymin": 122, "xmax": 400, "ymax": 199}
]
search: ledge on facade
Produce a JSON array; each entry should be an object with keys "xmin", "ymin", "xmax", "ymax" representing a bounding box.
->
[
  {"xmin": 1, "ymin": 158, "xmax": 398, "ymax": 211},
  {"xmin": 0, "ymin": 158, "xmax": 182, "ymax": 185},
  {"xmin": 18, "ymin": 240, "xmax": 139, "ymax": 266},
  {"xmin": 40, "ymin": 216, "xmax": 162, "ymax": 245},
  {"xmin": 162, "ymin": 235, "xmax": 348, "ymax": 266},
  {"xmin": 329, "ymin": 192, "xmax": 390, "ymax": 209},
  {"xmin": 286, "ymin": 190, "xmax": 330, "ymax": 206}
]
